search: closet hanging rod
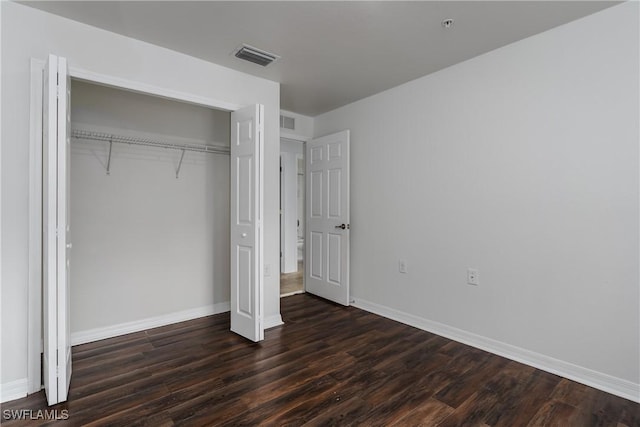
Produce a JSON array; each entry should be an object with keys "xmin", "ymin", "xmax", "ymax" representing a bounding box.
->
[{"xmin": 70, "ymin": 129, "xmax": 230, "ymax": 155}]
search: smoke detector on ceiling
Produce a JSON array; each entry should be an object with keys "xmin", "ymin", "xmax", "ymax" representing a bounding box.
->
[
  {"xmin": 233, "ymin": 44, "xmax": 280, "ymax": 67},
  {"xmin": 442, "ymin": 18, "xmax": 455, "ymax": 29}
]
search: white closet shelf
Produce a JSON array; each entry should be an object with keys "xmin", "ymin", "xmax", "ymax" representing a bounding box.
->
[
  {"xmin": 71, "ymin": 129, "xmax": 230, "ymax": 155},
  {"xmin": 71, "ymin": 128, "xmax": 229, "ymax": 178}
]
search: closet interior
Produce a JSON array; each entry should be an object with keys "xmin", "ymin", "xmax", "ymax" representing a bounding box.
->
[{"xmin": 69, "ymin": 80, "xmax": 231, "ymax": 342}]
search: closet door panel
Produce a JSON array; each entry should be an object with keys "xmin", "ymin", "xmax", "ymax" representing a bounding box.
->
[
  {"xmin": 230, "ymin": 104, "xmax": 264, "ymax": 342},
  {"xmin": 43, "ymin": 53, "xmax": 72, "ymax": 406}
]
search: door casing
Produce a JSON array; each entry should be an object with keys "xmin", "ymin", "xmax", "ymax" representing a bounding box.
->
[{"xmin": 279, "ymin": 136, "xmax": 309, "ymax": 296}]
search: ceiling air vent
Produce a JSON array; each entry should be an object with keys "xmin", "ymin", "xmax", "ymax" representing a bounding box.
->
[
  {"xmin": 234, "ymin": 44, "xmax": 280, "ymax": 67},
  {"xmin": 280, "ymin": 115, "xmax": 296, "ymax": 130}
]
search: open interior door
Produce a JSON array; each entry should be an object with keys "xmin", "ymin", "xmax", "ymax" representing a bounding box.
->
[
  {"xmin": 305, "ymin": 130, "xmax": 350, "ymax": 305},
  {"xmin": 230, "ymin": 104, "xmax": 264, "ymax": 342},
  {"xmin": 43, "ymin": 54, "xmax": 72, "ymax": 405}
]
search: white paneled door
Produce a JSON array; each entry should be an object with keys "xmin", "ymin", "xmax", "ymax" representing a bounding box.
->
[
  {"xmin": 305, "ymin": 130, "xmax": 350, "ymax": 305},
  {"xmin": 230, "ymin": 104, "xmax": 265, "ymax": 342},
  {"xmin": 43, "ymin": 54, "xmax": 72, "ymax": 406}
]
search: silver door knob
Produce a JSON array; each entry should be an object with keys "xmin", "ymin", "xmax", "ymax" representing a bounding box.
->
[
  {"xmin": 335, "ymin": 224, "xmax": 346, "ymax": 230},
  {"xmin": 241, "ymin": 233, "xmax": 247, "ymax": 238},
  {"xmin": 66, "ymin": 243, "xmax": 73, "ymax": 249}
]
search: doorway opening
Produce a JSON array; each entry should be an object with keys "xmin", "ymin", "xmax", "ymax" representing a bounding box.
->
[{"xmin": 280, "ymin": 138, "xmax": 305, "ymax": 297}]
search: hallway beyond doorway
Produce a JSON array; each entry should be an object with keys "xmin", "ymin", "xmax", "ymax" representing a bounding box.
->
[{"xmin": 280, "ymin": 261, "xmax": 303, "ymax": 296}]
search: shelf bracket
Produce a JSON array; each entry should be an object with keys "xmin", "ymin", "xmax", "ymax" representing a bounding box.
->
[
  {"xmin": 176, "ymin": 149, "xmax": 186, "ymax": 179},
  {"xmin": 106, "ymin": 138, "xmax": 113, "ymax": 175}
]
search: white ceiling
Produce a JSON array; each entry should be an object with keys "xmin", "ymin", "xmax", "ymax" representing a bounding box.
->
[{"xmin": 23, "ymin": 1, "xmax": 619, "ymax": 117}]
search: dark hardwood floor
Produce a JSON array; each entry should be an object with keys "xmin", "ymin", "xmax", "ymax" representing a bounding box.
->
[{"xmin": 2, "ymin": 294, "xmax": 638, "ymax": 426}]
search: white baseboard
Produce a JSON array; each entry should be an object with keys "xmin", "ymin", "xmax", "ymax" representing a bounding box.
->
[
  {"xmin": 71, "ymin": 302, "xmax": 231, "ymax": 346},
  {"xmin": 1, "ymin": 378, "xmax": 28, "ymax": 403},
  {"xmin": 280, "ymin": 290, "xmax": 304, "ymax": 298},
  {"xmin": 264, "ymin": 314, "xmax": 284, "ymax": 329},
  {"xmin": 352, "ymin": 297, "xmax": 640, "ymax": 403}
]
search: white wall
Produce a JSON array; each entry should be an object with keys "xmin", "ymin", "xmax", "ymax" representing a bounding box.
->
[
  {"xmin": 315, "ymin": 2, "xmax": 639, "ymax": 399},
  {"xmin": 71, "ymin": 80, "xmax": 231, "ymax": 144},
  {"xmin": 70, "ymin": 81, "xmax": 230, "ymax": 334},
  {"xmin": 1, "ymin": 1, "xmax": 280, "ymax": 396}
]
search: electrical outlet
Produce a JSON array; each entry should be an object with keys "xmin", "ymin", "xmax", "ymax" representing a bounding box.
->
[
  {"xmin": 399, "ymin": 259, "xmax": 408, "ymax": 274},
  {"xmin": 264, "ymin": 264, "xmax": 271, "ymax": 277},
  {"xmin": 467, "ymin": 268, "xmax": 479, "ymax": 286}
]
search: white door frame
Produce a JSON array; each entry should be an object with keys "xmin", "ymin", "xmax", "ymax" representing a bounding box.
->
[
  {"xmin": 279, "ymin": 137, "xmax": 305, "ymax": 275},
  {"xmin": 278, "ymin": 135, "xmax": 309, "ymax": 295},
  {"xmin": 27, "ymin": 59, "xmax": 246, "ymax": 395}
]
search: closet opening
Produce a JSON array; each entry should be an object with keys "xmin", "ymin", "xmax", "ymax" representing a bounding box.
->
[
  {"xmin": 279, "ymin": 138, "xmax": 305, "ymax": 297},
  {"xmin": 68, "ymin": 80, "xmax": 232, "ymax": 346},
  {"xmin": 30, "ymin": 56, "xmax": 267, "ymax": 405}
]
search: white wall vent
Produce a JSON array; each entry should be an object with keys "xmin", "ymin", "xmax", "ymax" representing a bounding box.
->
[
  {"xmin": 233, "ymin": 44, "xmax": 280, "ymax": 67},
  {"xmin": 280, "ymin": 115, "xmax": 295, "ymax": 130}
]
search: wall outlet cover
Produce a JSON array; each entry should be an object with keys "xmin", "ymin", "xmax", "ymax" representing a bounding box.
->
[
  {"xmin": 467, "ymin": 268, "xmax": 479, "ymax": 285},
  {"xmin": 399, "ymin": 259, "xmax": 408, "ymax": 274}
]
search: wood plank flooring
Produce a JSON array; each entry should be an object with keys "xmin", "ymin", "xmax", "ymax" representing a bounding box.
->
[
  {"xmin": 2, "ymin": 294, "xmax": 638, "ymax": 426},
  {"xmin": 280, "ymin": 261, "xmax": 304, "ymax": 296}
]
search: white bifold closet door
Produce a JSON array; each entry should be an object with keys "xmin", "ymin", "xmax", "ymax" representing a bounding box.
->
[
  {"xmin": 230, "ymin": 104, "xmax": 265, "ymax": 342},
  {"xmin": 305, "ymin": 130, "xmax": 351, "ymax": 306},
  {"xmin": 43, "ymin": 54, "xmax": 72, "ymax": 406}
]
